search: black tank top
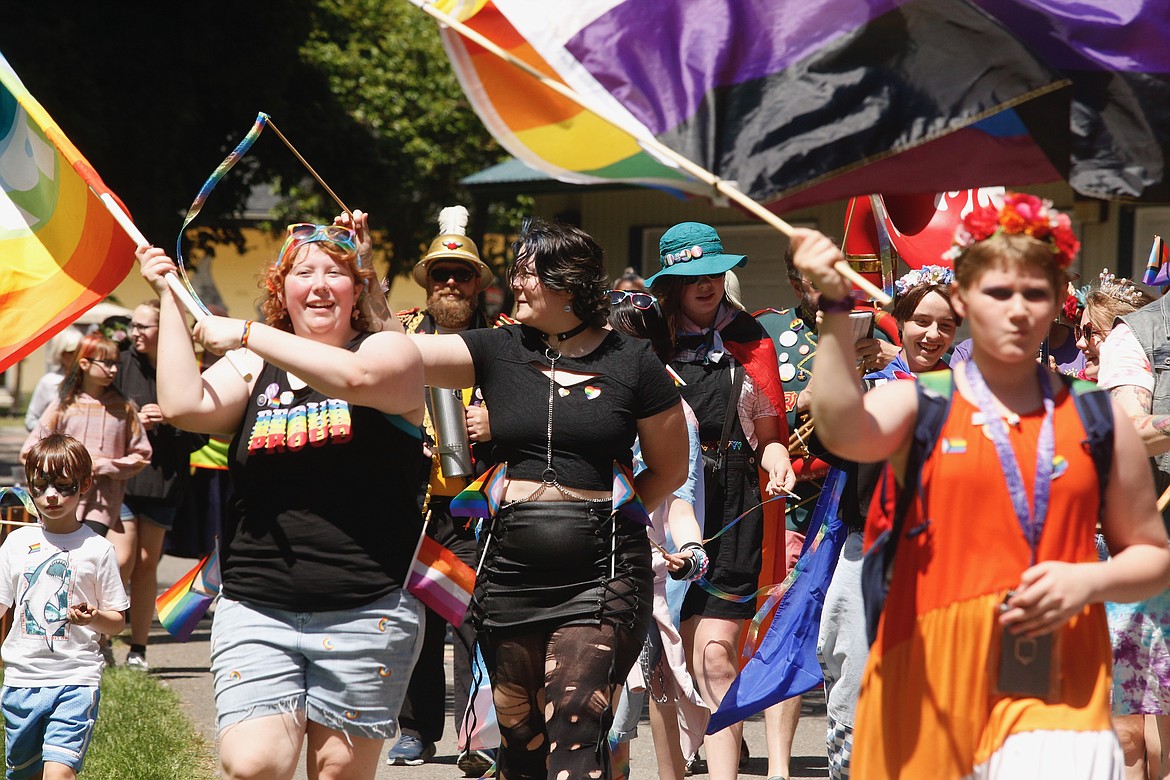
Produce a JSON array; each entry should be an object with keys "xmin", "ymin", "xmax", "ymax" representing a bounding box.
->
[{"xmin": 224, "ymin": 334, "xmax": 423, "ymax": 611}]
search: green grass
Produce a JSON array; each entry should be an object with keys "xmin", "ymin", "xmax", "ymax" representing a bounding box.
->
[{"xmin": 2, "ymin": 667, "xmax": 217, "ymax": 780}]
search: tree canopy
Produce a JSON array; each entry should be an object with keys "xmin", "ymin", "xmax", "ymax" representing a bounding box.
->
[{"xmin": 0, "ymin": 2, "xmax": 509, "ymax": 275}]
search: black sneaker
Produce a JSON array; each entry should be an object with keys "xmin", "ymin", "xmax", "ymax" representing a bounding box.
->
[{"xmin": 386, "ymin": 734, "xmax": 436, "ymax": 766}]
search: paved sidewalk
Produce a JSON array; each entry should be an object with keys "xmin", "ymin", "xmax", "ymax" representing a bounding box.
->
[{"xmin": 2, "ymin": 420, "xmax": 831, "ymax": 778}]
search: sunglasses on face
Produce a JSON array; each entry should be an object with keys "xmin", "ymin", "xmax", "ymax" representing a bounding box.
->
[
  {"xmin": 610, "ymin": 290, "xmax": 657, "ymax": 310},
  {"xmin": 86, "ymin": 358, "xmax": 118, "ymax": 370},
  {"xmin": 429, "ymin": 266, "xmax": 477, "ymax": 284},
  {"xmin": 682, "ymin": 272, "xmax": 726, "ymax": 285},
  {"xmin": 1074, "ymin": 323, "xmax": 1100, "ymax": 341},
  {"xmin": 277, "ymin": 223, "xmax": 357, "ymax": 266},
  {"xmin": 28, "ymin": 478, "xmax": 81, "ymax": 497}
]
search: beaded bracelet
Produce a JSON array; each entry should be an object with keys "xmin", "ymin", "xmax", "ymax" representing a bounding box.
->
[
  {"xmin": 819, "ymin": 296, "xmax": 854, "ymax": 315},
  {"xmin": 240, "ymin": 320, "xmax": 253, "ymax": 349}
]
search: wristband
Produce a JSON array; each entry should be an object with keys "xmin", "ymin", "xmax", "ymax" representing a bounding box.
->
[
  {"xmin": 240, "ymin": 320, "xmax": 253, "ymax": 349},
  {"xmin": 819, "ymin": 296, "xmax": 854, "ymax": 315},
  {"xmin": 669, "ymin": 541, "xmax": 710, "ymax": 582}
]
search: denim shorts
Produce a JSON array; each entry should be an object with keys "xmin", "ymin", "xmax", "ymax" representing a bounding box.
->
[
  {"xmin": 210, "ymin": 590, "xmax": 423, "ymax": 740},
  {"xmin": 3, "ymin": 685, "xmax": 100, "ymax": 780},
  {"xmin": 123, "ymin": 496, "xmax": 179, "ymax": 530}
]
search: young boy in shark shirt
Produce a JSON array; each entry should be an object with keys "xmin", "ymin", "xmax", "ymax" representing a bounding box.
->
[{"xmin": 0, "ymin": 434, "xmax": 128, "ymax": 780}]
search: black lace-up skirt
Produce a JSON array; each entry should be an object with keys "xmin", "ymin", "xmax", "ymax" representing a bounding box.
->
[{"xmin": 472, "ymin": 500, "xmax": 653, "ymax": 637}]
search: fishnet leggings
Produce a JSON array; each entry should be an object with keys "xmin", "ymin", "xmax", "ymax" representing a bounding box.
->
[{"xmin": 482, "ymin": 620, "xmax": 645, "ymax": 780}]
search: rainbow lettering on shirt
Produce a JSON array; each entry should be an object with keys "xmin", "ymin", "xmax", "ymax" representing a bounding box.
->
[{"xmin": 248, "ymin": 398, "xmax": 353, "ymax": 453}]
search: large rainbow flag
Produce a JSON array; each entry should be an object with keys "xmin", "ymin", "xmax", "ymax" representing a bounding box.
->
[{"xmin": 0, "ymin": 52, "xmax": 136, "ymax": 373}]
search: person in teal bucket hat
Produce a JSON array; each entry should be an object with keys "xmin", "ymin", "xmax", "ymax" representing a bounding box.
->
[
  {"xmin": 644, "ymin": 221, "xmax": 747, "ymax": 287},
  {"xmin": 650, "ymin": 221, "xmax": 795, "ymax": 780}
]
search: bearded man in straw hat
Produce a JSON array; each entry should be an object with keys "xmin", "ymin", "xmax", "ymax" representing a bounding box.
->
[{"xmin": 388, "ymin": 206, "xmax": 498, "ymax": 776}]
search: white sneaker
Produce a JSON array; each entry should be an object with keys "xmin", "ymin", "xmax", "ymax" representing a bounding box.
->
[{"xmin": 126, "ymin": 651, "xmax": 149, "ymax": 671}]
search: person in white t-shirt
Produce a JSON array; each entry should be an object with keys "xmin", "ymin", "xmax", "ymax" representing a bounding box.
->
[{"xmin": 0, "ymin": 434, "xmax": 129, "ymax": 780}]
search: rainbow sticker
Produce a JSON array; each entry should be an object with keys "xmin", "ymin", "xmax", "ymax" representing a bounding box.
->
[
  {"xmin": 941, "ymin": 438, "xmax": 967, "ymax": 454},
  {"xmin": 1051, "ymin": 455, "xmax": 1069, "ymax": 479},
  {"xmin": 27, "ymin": 543, "xmax": 40, "ymax": 553},
  {"xmin": 584, "ymin": 386, "xmax": 601, "ymax": 399}
]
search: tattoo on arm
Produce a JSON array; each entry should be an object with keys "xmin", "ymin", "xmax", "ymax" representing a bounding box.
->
[{"xmin": 1111, "ymin": 384, "xmax": 1170, "ymax": 438}]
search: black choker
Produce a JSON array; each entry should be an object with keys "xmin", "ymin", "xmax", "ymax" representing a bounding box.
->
[{"xmin": 544, "ymin": 320, "xmax": 589, "ymax": 344}]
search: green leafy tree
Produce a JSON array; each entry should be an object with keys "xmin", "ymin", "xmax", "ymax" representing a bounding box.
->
[{"xmin": 0, "ymin": 2, "xmax": 510, "ymax": 278}]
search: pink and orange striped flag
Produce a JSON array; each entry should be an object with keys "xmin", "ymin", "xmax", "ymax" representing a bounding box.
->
[
  {"xmin": 406, "ymin": 532, "xmax": 476, "ymax": 626},
  {"xmin": 0, "ymin": 52, "xmax": 136, "ymax": 372}
]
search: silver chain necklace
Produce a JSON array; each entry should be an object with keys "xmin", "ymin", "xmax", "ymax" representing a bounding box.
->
[{"xmin": 512, "ymin": 345, "xmax": 603, "ymax": 505}]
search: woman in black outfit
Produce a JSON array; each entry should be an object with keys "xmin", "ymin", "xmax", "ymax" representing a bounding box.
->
[{"xmin": 414, "ymin": 217, "xmax": 688, "ymax": 779}]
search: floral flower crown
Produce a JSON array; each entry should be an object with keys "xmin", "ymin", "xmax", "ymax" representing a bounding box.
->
[
  {"xmin": 942, "ymin": 192, "xmax": 1080, "ymax": 269},
  {"xmin": 1096, "ymin": 268, "xmax": 1146, "ymax": 307},
  {"xmin": 894, "ymin": 264, "xmax": 955, "ymax": 297},
  {"xmin": 1064, "ymin": 284, "xmax": 1088, "ymax": 322}
]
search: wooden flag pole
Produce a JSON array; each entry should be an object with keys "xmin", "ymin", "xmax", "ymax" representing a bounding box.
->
[
  {"xmin": 264, "ymin": 118, "xmax": 354, "ymax": 223},
  {"xmin": 408, "ymin": 0, "xmax": 892, "ymax": 305},
  {"xmin": 100, "ymin": 195, "xmax": 254, "ymax": 381},
  {"xmin": 1157, "ymin": 483, "xmax": 1170, "ymax": 514}
]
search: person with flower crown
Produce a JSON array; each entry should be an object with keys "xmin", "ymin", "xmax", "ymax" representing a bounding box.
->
[
  {"xmin": 795, "ymin": 191, "xmax": 1170, "ymax": 779},
  {"xmin": 863, "ymin": 265, "xmax": 960, "ymax": 384}
]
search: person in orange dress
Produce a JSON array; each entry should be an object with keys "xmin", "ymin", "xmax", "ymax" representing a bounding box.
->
[{"xmin": 792, "ymin": 193, "xmax": 1170, "ymax": 780}]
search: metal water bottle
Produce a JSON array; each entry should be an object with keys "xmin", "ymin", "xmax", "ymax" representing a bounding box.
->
[{"xmin": 428, "ymin": 386, "xmax": 473, "ymax": 478}]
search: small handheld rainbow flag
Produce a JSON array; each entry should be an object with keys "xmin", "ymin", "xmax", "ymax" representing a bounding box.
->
[
  {"xmin": 406, "ymin": 531, "xmax": 476, "ymax": 626},
  {"xmin": 156, "ymin": 545, "xmax": 221, "ymax": 642},
  {"xmin": 450, "ymin": 463, "xmax": 507, "ymax": 518},
  {"xmin": 1144, "ymin": 235, "xmax": 1169, "ymax": 286},
  {"xmin": 612, "ymin": 463, "xmax": 650, "ymax": 527}
]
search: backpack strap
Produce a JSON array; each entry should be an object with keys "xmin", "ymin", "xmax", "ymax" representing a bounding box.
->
[
  {"xmin": 1065, "ymin": 376, "xmax": 1114, "ymax": 520},
  {"xmin": 886, "ymin": 370, "xmax": 954, "ymax": 573}
]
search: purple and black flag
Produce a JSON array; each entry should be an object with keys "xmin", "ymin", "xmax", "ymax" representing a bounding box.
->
[
  {"xmin": 430, "ymin": 0, "xmax": 1168, "ymax": 213},
  {"xmin": 975, "ymin": 0, "xmax": 1170, "ymax": 203},
  {"xmin": 433, "ymin": 0, "xmax": 1069, "ymax": 213}
]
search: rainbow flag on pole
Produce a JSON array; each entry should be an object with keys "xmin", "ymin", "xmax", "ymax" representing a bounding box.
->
[
  {"xmin": 0, "ymin": 52, "xmax": 136, "ymax": 373},
  {"xmin": 406, "ymin": 531, "xmax": 476, "ymax": 626},
  {"xmin": 156, "ymin": 546, "xmax": 221, "ymax": 642}
]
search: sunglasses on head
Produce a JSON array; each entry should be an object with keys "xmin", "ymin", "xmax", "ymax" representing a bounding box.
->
[
  {"xmin": 429, "ymin": 266, "xmax": 477, "ymax": 284},
  {"xmin": 610, "ymin": 290, "xmax": 657, "ymax": 310},
  {"xmin": 682, "ymin": 272, "xmax": 726, "ymax": 285},
  {"xmin": 277, "ymin": 223, "xmax": 357, "ymax": 266},
  {"xmin": 28, "ymin": 477, "xmax": 81, "ymax": 497}
]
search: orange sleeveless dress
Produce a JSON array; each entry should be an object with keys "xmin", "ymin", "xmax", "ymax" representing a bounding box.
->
[{"xmin": 852, "ymin": 387, "xmax": 1121, "ymax": 779}]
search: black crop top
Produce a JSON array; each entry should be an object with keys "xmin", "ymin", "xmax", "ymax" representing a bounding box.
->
[{"xmin": 460, "ymin": 325, "xmax": 680, "ymax": 490}]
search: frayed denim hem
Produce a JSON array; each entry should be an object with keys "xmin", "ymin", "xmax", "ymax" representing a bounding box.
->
[{"xmin": 217, "ymin": 693, "xmax": 305, "ymax": 738}]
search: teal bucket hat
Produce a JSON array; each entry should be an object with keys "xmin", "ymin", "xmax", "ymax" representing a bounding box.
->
[{"xmin": 644, "ymin": 222, "xmax": 747, "ymax": 287}]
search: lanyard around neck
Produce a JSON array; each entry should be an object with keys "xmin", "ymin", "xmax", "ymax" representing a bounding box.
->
[{"xmin": 964, "ymin": 360, "xmax": 1056, "ymax": 565}]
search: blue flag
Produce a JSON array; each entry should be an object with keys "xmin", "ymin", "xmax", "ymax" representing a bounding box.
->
[{"xmin": 706, "ymin": 467, "xmax": 848, "ymax": 733}]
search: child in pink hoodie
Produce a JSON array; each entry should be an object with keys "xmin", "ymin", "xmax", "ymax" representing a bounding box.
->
[{"xmin": 22, "ymin": 333, "xmax": 151, "ymax": 537}]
